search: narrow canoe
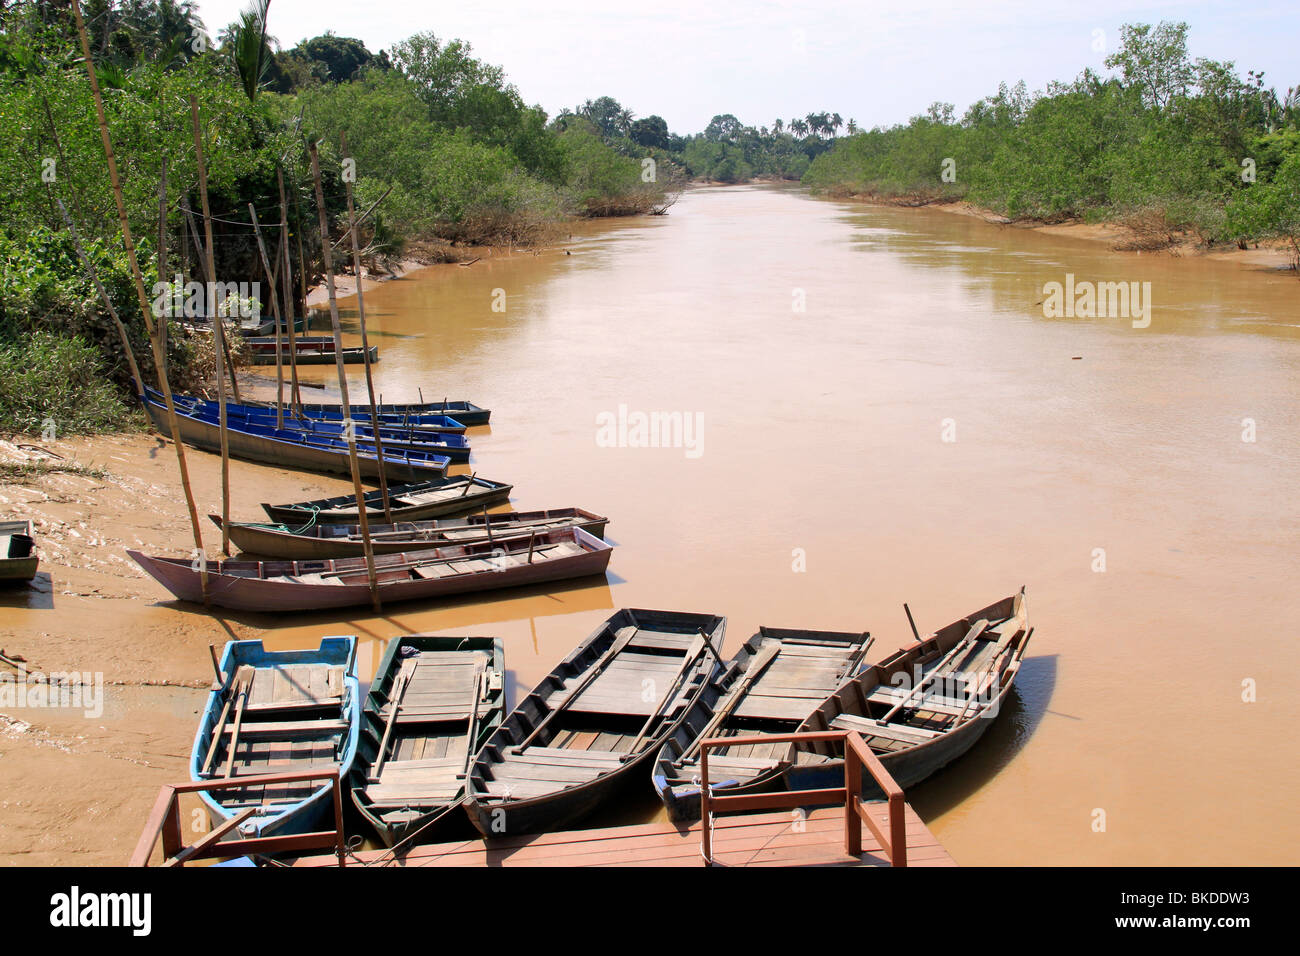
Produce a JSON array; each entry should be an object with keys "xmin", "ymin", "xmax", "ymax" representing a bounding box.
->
[
  {"xmin": 0, "ymin": 519, "xmax": 39, "ymax": 582},
  {"xmin": 787, "ymin": 588, "xmax": 1032, "ymax": 797},
  {"xmin": 190, "ymin": 637, "xmax": 360, "ymax": 839},
  {"xmin": 127, "ymin": 526, "xmax": 613, "ymax": 612},
  {"xmin": 352, "ymin": 635, "xmax": 506, "ymax": 847},
  {"xmin": 651, "ymin": 626, "xmax": 873, "ymax": 822},
  {"xmin": 163, "ymin": 390, "xmax": 471, "ymax": 460},
  {"xmin": 261, "ymin": 475, "xmax": 514, "ymax": 525},
  {"xmin": 140, "ymin": 394, "xmax": 450, "ymax": 482},
  {"xmin": 151, "ymin": 389, "xmax": 467, "ymax": 435},
  {"xmin": 247, "ymin": 398, "xmax": 490, "ymax": 427},
  {"xmin": 246, "ymin": 337, "xmax": 377, "ymax": 366},
  {"xmin": 183, "ymin": 315, "xmax": 303, "ymax": 337},
  {"xmin": 463, "ymin": 608, "xmax": 725, "ymax": 836},
  {"xmin": 213, "ymin": 507, "xmax": 610, "ymax": 560}
]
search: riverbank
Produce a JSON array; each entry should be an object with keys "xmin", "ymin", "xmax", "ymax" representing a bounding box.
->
[
  {"xmin": 826, "ymin": 193, "xmax": 1298, "ymax": 273},
  {"xmin": 0, "ymin": 434, "xmax": 352, "ymax": 864}
]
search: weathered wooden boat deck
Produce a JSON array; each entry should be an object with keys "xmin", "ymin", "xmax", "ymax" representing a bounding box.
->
[{"xmin": 292, "ymin": 805, "xmax": 955, "ymax": 867}]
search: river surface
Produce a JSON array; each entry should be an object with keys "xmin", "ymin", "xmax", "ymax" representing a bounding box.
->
[{"xmin": 252, "ymin": 184, "xmax": 1298, "ymax": 864}]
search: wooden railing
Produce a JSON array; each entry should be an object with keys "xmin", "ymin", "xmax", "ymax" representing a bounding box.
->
[
  {"xmin": 129, "ymin": 769, "xmax": 347, "ymax": 867},
  {"xmin": 699, "ymin": 730, "xmax": 907, "ymax": 866}
]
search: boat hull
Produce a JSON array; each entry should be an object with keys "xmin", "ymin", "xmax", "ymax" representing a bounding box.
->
[
  {"xmin": 260, "ymin": 477, "xmax": 514, "ymax": 525},
  {"xmin": 221, "ymin": 510, "xmax": 609, "ymax": 560},
  {"xmin": 0, "ymin": 521, "xmax": 38, "ymax": 582},
  {"xmin": 127, "ymin": 528, "xmax": 613, "ymax": 612},
  {"xmin": 189, "ymin": 637, "xmax": 359, "ymax": 840},
  {"xmin": 464, "ymin": 608, "xmax": 723, "ymax": 837},
  {"xmin": 351, "ymin": 635, "xmax": 505, "ymax": 848},
  {"xmin": 142, "ymin": 397, "xmax": 449, "ymax": 482}
]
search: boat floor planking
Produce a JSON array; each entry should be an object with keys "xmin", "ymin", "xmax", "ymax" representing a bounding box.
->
[
  {"xmin": 190, "ymin": 637, "xmax": 360, "ymax": 838},
  {"xmin": 352, "ymin": 635, "xmax": 505, "ymax": 847},
  {"xmin": 652, "ymin": 626, "xmax": 872, "ymax": 822}
]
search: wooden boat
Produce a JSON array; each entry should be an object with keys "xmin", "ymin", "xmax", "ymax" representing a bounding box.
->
[
  {"xmin": 245, "ymin": 336, "xmax": 377, "ymax": 366},
  {"xmin": 189, "ymin": 637, "xmax": 359, "ymax": 838},
  {"xmin": 463, "ymin": 608, "xmax": 725, "ymax": 836},
  {"xmin": 159, "ymin": 391, "xmax": 471, "ymax": 461},
  {"xmin": 127, "ymin": 527, "xmax": 612, "ymax": 612},
  {"xmin": 156, "ymin": 389, "xmax": 467, "ymax": 434},
  {"xmin": 786, "ymin": 589, "xmax": 1032, "ymax": 797},
  {"xmin": 0, "ymin": 519, "xmax": 38, "ymax": 582},
  {"xmin": 213, "ymin": 508, "xmax": 610, "ymax": 560},
  {"xmin": 183, "ymin": 315, "xmax": 301, "ymax": 338},
  {"xmin": 352, "ymin": 635, "xmax": 506, "ymax": 847},
  {"xmin": 261, "ymin": 475, "xmax": 513, "ymax": 525},
  {"xmin": 140, "ymin": 393, "xmax": 450, "ymax": 482},
  {"xmin": 651, "ymin": 626, "xmax": 873, "ymax": 822},
  {"xmin": 250, "ymin": 398, "xmax": 491, "ymax": 427}
]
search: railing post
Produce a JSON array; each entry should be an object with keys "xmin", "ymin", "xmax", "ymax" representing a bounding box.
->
[
  {"xmin": 700, "ymin": 744, "xmax": 712, "ymax": 865},
  {"xmin": 844, "ymin": 732, "xmax": 862, "ymax": 857},
  {"xmin": 161, "ymin": 792, "xmax": 183, "ymax": 862},
  {"xmin": 331, "ymin": 771, "xmax": 347, "ymax": 867},
  {"xmin": 889, "ymin": 790, "xmax": 907, "ymax": 868}
]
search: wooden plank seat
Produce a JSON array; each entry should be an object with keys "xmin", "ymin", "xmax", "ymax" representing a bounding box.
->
[
  {"xmin": 865, "ymin": 688, "xmax": 969, "ymax": 717},
  {"xmin": 830, "ymin": 713, "xmax": 942, "ymax": 745},
  {"xmin": 509, "ymin": 746, "xmax": 625, "ymax": 767},
  {"xmin": 218, "ymin": 718, "xmax": 348, "ymax": 739}
]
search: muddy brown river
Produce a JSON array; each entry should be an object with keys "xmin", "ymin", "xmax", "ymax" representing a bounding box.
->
[{"xmin": 12, "ymin": 184, "xmax": 1296, "ymax": 864}]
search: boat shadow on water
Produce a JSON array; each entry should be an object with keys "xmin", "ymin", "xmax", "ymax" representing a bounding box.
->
[
  {"xmin": 905, "ymin": 652, "xmax": 1059, "ymax": 818},
  {"xmin": 0, "ymin": 571, "xmax": 54, "ymax": 610}
]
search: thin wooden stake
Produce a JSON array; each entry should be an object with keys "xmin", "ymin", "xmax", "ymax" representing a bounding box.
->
[
  {"xmin": 248, "ymin": 204, "xmax": 285, "ymax": 429},
  {"xmin": 276, "ymin": 168, "xmax": 302, "ymax": 410},
  {"xmin": 157, "ymin": 158, "xmax": 168, "ymax": 358},
  {"xmin": 190, "ymin": 96, "xmax": 231, "ymax": 556},
  {"xmin": 70, "ymin": 0, "xmax": 207, "ymax": 600},
  {"xmin": 340, "ymin": 132, "xmax": 391, "ymax": 523},
  {"xmin": 308, "ymin": 141, "xmax": 381, "ymax": 612},
  {"xmin": 180, "ymin": 200, "xmax": 241, "ymax": 402}
]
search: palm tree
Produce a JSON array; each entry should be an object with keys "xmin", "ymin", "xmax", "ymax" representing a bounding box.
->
[
  {"xmin": 846, "ymin": 118, "xmax": 858, "ymax": 134},
  {"xmin": 790, "ymin": 118, "xmax": 808, "ymax": 138},
  {"xmin": 225, "ymin": 0, "xmax": 275, "ymax": 102},
  {"xmin": 829, "ymin": 112, "xmax": 843, "ymax": 136}
]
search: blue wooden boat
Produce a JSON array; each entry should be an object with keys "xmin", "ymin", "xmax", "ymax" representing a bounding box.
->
[
  {"xmin": 160, "ymin": 392, "xmax": 470, "ymax": 463},
  {"xmin": 190, "ymin": 637, "xmax": 360, "ymax": 839},
  {"xmin": 151, "ymin": 389, "xmax": 467, "ymax": 434},
  {"xmin": 258, "ymin": 397, "xmax": 490, "ymax": 426},
  {"xmin": 140, "ymin": 393, "xmax": 451, "ymax": 482}
]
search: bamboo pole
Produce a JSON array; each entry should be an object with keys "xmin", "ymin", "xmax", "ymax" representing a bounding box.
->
[
  {"xmin": 70, "ymin": 0, "xmax": 207, "ymax": 598},
  {"xmin": 189, "ymin": 96, "xmax": 231, "ymax": 556},
  {"xmin": 340, "ymin": 132, "xmax": 392, "ymax": 523},
  {"xmin": 157, "ymin": 159, "xmax": 168, "ymax": 357},
  {"xmin": 308, "ymin": 141, "xmax": 381, "ymax": 612},
  {"xmin": 276, "ymin": 168, "xmax": 302, "ymax": 410},
  {"xmin": 248, "ymin": 204, "xmax": 285, "ymax": 429},
  {"xmin": 180, "ymin": 201, "xmax": 241, "ymax": 402}
]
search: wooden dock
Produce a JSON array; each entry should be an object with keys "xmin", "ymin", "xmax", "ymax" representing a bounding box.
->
[{"xmin": 292, "ymin": 805, "xmax": 956, "ymax": 867}]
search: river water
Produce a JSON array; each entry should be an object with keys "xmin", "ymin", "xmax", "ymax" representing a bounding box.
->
[{"xmin": 257, "ymin": 184, "xmax": 1299, "ymax": 863}]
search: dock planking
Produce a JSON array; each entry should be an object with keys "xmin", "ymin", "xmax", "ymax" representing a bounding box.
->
[{"xmin": 291, "ymin": 805, "xmax": 955, "ymax": 867}]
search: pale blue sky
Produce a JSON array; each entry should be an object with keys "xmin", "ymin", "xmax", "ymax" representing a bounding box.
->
[{"xmin": 194, "ymin": 1, "xmax": 1297, "ymax": 133}]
